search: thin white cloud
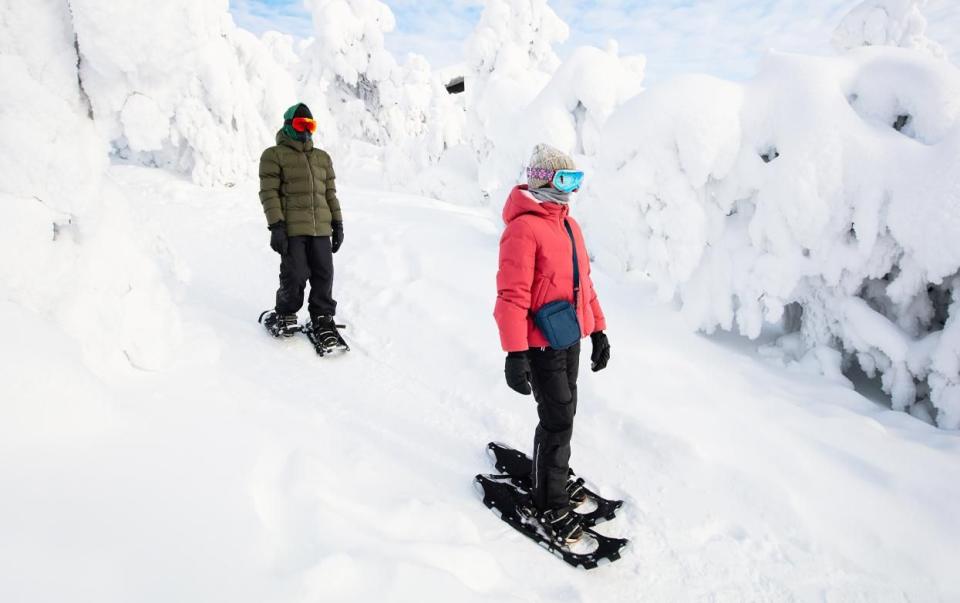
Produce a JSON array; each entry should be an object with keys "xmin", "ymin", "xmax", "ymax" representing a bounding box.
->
[
  {"xmin": 230, "ymin": 0, "xmax": 313, "ymax": 38},
  {"xmin": 381, "ymin": 0, "xmax": 482, "ymax": 65},
  {"xmin": 542, "ymin": 0, "xmax": 960, "ymax": 82}
]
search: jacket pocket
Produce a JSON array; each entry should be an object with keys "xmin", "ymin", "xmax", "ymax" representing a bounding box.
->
[{"xmin": 531, "ymin": 273, "xmax": 555, "ymax": 311}]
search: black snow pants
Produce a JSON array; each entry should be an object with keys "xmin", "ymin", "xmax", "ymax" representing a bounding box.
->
[
  {"xmin": 529, "ymin": 342, "xmax": 580, "ymax": 511},
  {"xmin": 275, "ymin": 235, "xmax": 337, "ymax": 318}
]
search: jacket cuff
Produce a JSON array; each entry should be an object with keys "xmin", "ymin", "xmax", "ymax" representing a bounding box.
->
[
  {"xmin": 265, "ymin": 207, "xmax": 284, "ymax": 226},
  {"xmin": 501, "ymin": 339, "xmax": 530, "ymax": 353}
]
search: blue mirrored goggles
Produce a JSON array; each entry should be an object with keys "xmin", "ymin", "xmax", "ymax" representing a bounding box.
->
[{"xmin": 552, "ymin": 169, "xmax": 584, "ymax": 193}]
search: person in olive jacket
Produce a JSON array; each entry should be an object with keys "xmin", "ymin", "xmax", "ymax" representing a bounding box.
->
[{"xmin": 259, "ymin": 103, "xmax": 344, "ymax": 342}]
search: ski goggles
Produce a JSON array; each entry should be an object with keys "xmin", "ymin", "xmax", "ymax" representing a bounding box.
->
[
  {"xmin": 527, "ymin": 167, "xmax": 585, "ymax": 193},
  {"xmin": 288, "ymin": 117, "xmax": 317, "ymax": 133}
]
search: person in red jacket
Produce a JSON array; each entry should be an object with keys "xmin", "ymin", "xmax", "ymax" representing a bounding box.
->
[{"xmin": 494, "ymin": 143, "xmax": 611, "ymax": 544}]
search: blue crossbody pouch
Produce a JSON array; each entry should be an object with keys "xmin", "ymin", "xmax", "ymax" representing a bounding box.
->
[{"xmin": 533, "ymin": 220, "xmax": 581, "ymax": 350}]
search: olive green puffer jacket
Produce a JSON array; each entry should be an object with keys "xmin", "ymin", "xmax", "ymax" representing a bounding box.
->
[{"xmin": 258, "ymin": 130, "xmax": 342, "ymax": 237}]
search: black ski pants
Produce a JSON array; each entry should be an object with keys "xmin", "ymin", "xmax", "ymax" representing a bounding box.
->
[
  {"xmin": 530, "ymin": 342, "xmax": 580, "ymax": 511},
  {"xmin": 275, "ymin": 235, "xmax": 336, "ymax": 318}
]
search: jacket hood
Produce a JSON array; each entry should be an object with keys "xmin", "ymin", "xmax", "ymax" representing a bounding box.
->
[
  {"xmin": 276, "ymin": 129, "xmax": 313, "ymax": 151},
  {"xmin": 502, "ymin": 185, "xmax": 569, "ymax": 224},
  {"xmin": 281, "ymin": 103, "xmax": 315, "ymax": 143}
]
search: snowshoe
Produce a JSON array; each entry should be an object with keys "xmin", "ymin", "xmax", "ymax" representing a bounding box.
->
[
  {"xmin": 486, "ymin": 442, "xmax": 623, "ymax": 527},
  {"xmin": 258, "ymin": 310, "xmax": 299, "ymax": 338},
  {"xmin": 303, "ymin": 315, "xmax": 350, "ymax": 356},
  {"xmin": 474, "ymin": 474, "xmax": 628, "ymax": 569}
]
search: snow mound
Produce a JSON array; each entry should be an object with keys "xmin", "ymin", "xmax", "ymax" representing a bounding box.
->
[{"xmin": 581, "ymin": 46, "xmax": 960, "ymax": 428}]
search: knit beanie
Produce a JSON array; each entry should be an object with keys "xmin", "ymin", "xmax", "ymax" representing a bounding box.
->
[
  {"xmin": 293, "ymin": 103, "xmax": 313, "ymax": 120},
  {"xmin": 527, "ymin": 143, "xmax": 577, "ymax": 189}
]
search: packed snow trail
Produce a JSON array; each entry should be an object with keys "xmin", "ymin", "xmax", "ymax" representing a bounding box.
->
[{"xmin": 2, "ymin": 165, "xmax": 959, "ymax": 602}]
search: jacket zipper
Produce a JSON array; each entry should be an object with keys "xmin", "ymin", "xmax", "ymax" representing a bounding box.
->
[{"xmin": 305, "ymin": 151, "xmax": 316, "ymax": 234}]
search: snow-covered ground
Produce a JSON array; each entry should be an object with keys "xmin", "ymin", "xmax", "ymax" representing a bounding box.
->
[{"xmin": 3, "ymin": 166, "xmax": 958, "ymax": 602}]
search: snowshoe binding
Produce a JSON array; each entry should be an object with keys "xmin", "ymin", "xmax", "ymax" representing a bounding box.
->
[
  {"xmin": 539, "ymin": 506, "xmax": 585, "ymax": 545},
  {"xmin": 566, "ymin": 477, "xmax": 588, "ymax": 506},
  {"xmin": 303, "ymin": 315, "xmax": 350, "ymax": 356},
  {"xmin": 259, "ymin": 310, "xmax": 299, "ymax": 338}
]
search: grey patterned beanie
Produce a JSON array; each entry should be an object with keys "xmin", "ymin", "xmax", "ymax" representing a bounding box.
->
[{"xmin": 526, "ymin": 143, "xmax": 577, "ymax": 189}]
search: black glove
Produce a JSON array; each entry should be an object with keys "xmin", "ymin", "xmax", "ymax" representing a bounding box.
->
[
  {"xmin": 504, "ymin": 351, "xmax": 532, "ymax": 395},
  {"xmin": 331, "ymin": 221, "xmax": 344, "ymax": 254},
  {"xmin": 269, "ymin": 221, "xmax": 288, "ymax": 255},
  {"xmin": 590, "ymin": 331, "xmax": 610, "ymax": 372}
]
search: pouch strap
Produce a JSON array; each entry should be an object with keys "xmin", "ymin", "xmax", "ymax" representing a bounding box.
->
[{"xmin": 564, "ymin": 219, "xmax": 580, "ymax": 308}]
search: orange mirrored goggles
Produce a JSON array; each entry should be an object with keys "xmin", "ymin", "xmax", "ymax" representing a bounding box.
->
[{"xmin": 291, "ymin": 117, "xmax": 317, "ymax": 133}]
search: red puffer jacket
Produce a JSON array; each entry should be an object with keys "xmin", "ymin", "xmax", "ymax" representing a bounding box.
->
[{"xmin": 494, "ymin": 185, "xmax": 606, "ymax": 352}]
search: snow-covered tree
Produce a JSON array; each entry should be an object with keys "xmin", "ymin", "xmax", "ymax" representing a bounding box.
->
[
  {"xmin": 833, "ymin": 0, "xmax": 946, "ymax": 58},
  {"xmin": 379, "ymin": 54, "xmax": 466, "ymax": 182},
  {"xmin": 298, "ymin": 0, "xmax": 462, "ymax": 187},
  {"xmin": 460, "ymin": 2, "xmax": 647, "ymax": 203},
  {"xmin": 300, "ymin": 0, "xmax": 397, "ymax": 145},
  {"xmin": 65, "ymin": 0, "xmax": 298, "ymax": 186},
  {"xmin": 463, "ymin": 0, "xmax": 570, "ymax": 194},
  {"xmin": 0, "ymin": 0, "xmax": 183, "ymax": 373},
  {"xmin": 579, "ymin": 44, "xmax": 960, "ymax": 428},
  {"xmin": 465, "ymin": 0, "xmax": 569, "ymax": 79},
  {"xmin": 506, "ymin": 42, "xmax": 646, "ymax": 164}
]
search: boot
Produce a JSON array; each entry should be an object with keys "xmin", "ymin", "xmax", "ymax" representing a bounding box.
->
[
  {"xmin": 260, "ymin": 310, "xmax": 298, "ymax": 337},
  {"xmin": 308, "ymin": 315, "xmax": 343, "ymax": 351}
]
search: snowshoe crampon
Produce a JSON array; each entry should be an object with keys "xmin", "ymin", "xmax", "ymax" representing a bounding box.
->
[
  {"xmin": 474, "ymin": 474, "xmax": 628, "ymax": 569},
  {"xmin": 258, "ymin": 310, "xmax": 299, "ymax": 338},
  {"xmin": 303, "ymin": 318, "xmax": 350, "ymax": 356},
  {"xmin": 486, "ymin": 442, "xmax": 623, "ymax": 527}
]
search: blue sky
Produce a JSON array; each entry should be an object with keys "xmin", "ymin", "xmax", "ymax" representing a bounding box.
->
[{"xmin": 230, "ymin": 0, "xmax": 960, "ymax": 83}]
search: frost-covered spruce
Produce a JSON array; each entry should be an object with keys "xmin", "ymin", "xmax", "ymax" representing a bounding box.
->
[
  {"xmin": 462, "ymin": 0, "xmax": 646, "ymax": 201},
  {"xmin": 578, "ymin": 40, "xmax": 960, "ymax": 428},
  {"xmin": 833, "ymin": 0, "xmax": 946, "ymax": 58}
]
